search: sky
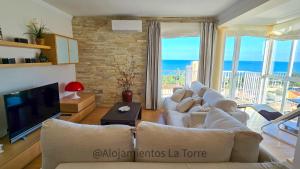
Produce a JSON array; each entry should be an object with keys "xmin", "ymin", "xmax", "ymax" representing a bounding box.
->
[
  {"xmin": 162, "ymin": 37, "xmax": 200, "ymax": 60},
  {"xmin": 162, "ymin": 36, "xmax": 300, "ymax": 62}
]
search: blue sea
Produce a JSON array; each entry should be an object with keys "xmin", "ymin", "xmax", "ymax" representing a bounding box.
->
[{"xmin": 162, "ymin": 60, "xmax": 300, "ymax": 74}]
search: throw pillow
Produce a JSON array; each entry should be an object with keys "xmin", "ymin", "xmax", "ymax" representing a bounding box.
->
[
  {"xmin": 192, "ymin": 97, "xmax": 203, "ymax": 105},
  {"xmin": 171, "ymin": 88, "xmax": 185, "ymax": 102},
  {"xmin": 188, "ymin": 105, "xmax": 202, "ymax": 113},
  {"xmin": 214, "ymin": 99, "xmax": 237, "ymax": 113},
  {"xmin": 136, "ymin": 121, "xmax": 234, "ymax": 163},
  {"xmin": 182, "ymin": 89, "xmax": 194, "ymax": 99},
  {"xmin": 176, "ymin": 97, "xmax": 195, "ymax": 113},
  {"xmin": 198, "ymin": 86, "xmax": 209, "ymax": 97},
  {"xmin": 204, "ymin": 108, "xmax": 263, "ymax": 163}
]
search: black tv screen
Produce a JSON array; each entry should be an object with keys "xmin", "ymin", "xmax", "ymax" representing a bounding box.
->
[{"xmin": 4, "ymin": 83, "xmax": 60, "ymax": 143}]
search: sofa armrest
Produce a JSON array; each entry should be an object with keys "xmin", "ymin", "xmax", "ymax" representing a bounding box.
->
[{"xmin": 185, "ymin": 111, "xmax": 208, "ymax": 128}]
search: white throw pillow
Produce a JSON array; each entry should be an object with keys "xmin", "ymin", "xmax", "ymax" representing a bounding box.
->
[
  {"xmin": 136, "ymin": 121, "xmax": 234, "ymax": 163},
  {"xmin": 176, "ymin": 97, "xmax": 195, "ymax": 113},
  {"xmin": 204, "ymin": 108, "xmax": 263, "ymax": 163},
  {"xmin": 41, "ymin": 119, "xmax": 134, "ymax": 169},
  {"xmin": 190, "ymin": 81, "xmax": 204, "ymax": 96},
  {"xmin": 203, "ymin": 89, "xmax": 224, "ymax": 106},
  {"xmin": 171, "ymin": 89, "xmax": 186, "ymax": 102}
]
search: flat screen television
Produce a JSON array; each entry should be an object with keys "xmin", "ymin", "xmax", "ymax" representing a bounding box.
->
[{"xmin": 1, "ymin": 83, "xmax": 60, "ymax": 143}]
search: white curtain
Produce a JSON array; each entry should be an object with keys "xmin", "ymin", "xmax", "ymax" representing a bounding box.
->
[
  {"xmin": 145, "ymin": 21, "xmax": 161, "ymax": 110},
  {"xmin": 198, "ymin": 22, "xmax": 217, "ymax": 87}
]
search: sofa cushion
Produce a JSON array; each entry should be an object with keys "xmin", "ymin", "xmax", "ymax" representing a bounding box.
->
[
  {"xmin": 176, "ymin": 97, "xmax": 195, "ymax": 113},
  {"xmin": 136, "ymin": 121, "xmax": 234, "ymax": 163},
  {"xmin": 41, "ymin": 119, "xmax": 134, "ymax": 169},
  {"xmin": 182, "ymin": 89, "xmax": 194, "ymax": 99},
  {"xmin": 203, "ymin": 108, "xmax": 263, "ymax": 163},
  {"xmin": 171, "ymin": 89, "xmax": 186, "ymax": 102},
  {"xmin": 56, "ymin": 162, "xmax": 289, "ymax": 169}
]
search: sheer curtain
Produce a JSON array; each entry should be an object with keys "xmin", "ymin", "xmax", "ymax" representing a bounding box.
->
[
  {"xmin": 198, "ymin": 22, "xmax": 217, "ymax": 87},
  {"xmin": 145, "ymin": 21, "xmax": 161, "ymax": 110}
]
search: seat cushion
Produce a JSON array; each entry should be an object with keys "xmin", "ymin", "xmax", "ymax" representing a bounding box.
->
[
  {"xmin": 136, "ymin": 121, "xmax": 234, "ymax": 163},
  {"xmin": 41, "ymin": 119, "xmax": 134, "ymax": 169},
  {"xmin": 56, "ymin": 162, "xmax": 289, "ymax": 169},
  {"xmin": 203, "ymin": 108, "xmax": 263, "ymax": 163}
]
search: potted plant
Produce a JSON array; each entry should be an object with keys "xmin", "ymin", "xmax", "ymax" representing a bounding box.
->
[
  {"xmin": 116, "ymin": 56, "xmax": 136, "ymax": 102},
  {"xmin": 39, "ymin": 52, "xmax": 48, "ymax": 62},
  {"xmin": 25, "ymin": 20, "xmax": 48, "ymax": 45}
]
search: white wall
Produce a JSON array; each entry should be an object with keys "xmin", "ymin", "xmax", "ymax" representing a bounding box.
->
[{"xmin": 0, "ymin": 0, "xmax": 76, "ymax": 97}]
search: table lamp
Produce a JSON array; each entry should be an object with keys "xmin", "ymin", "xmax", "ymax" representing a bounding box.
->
[{"xmin": 65, "ymin": 81, "xmax": 84, "ymax": 99}]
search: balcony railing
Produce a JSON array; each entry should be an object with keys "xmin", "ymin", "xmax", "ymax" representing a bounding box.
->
[{"xmin": 161, "ymin": 69, "xmax": 197, "ymax": 97}]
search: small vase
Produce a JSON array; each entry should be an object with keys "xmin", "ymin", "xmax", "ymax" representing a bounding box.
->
[
  {"xmin": 122, "ymin": 90, "xmax": 133, "ymax": 103},
  {"xmin": 36, "ymin": 38, "xmax": 45, "ymax": 45}
]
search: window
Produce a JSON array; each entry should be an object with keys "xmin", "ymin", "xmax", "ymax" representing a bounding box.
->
[
  {"xmin": 221, "ymin": 36, "xmax": 300, "ymax": 114},
  {"xmin": 221, "ymin": 37, "xmax": 235, "ymax": 97},
  {"xmin": 161, "ymin": 36, "xmax": 200, "ymax": 97},
  {"xmin": 221, "ymin": 36, "xmax": 266, "ymax": 104}
]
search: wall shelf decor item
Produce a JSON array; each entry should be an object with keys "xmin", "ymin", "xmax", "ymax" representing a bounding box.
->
[
  {"xmin": 42, "ymin": 34, "xmax": 79, "ymax": 64},
  {"xmin": 0, "ymin": 40, "xmax": 51, "ymax": 50}
]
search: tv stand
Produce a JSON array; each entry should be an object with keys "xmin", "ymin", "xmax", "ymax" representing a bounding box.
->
[{"xmin": 0, "ymin": 92, "xmax": 96, "ymax": 169}]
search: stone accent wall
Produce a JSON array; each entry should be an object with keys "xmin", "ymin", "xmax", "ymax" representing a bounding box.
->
[{"xmin": 72, "ymin": 16, "xmax": 213, "ymax": 107}]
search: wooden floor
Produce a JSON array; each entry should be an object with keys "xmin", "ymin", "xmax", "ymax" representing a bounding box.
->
[{"xmin": 24, "ymin": 107, "xmax": 295, "ymax": 169}]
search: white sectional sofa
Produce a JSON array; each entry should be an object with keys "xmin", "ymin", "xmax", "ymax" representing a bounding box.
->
[
  {"xmin": 40, "ymin": 119, "xmax": 287, "ymax": 169},
  {"xmin": 163, "ymin": 81, "xmax": 249, "ymax": 127}
]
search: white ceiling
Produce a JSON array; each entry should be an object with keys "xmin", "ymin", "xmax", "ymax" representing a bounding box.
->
[
  {"xmin": 42, "ymin": 0, "xmax": 239, "ymax": 17},
  {"xmin": 222, "ymin": 0, "xmax": 300, "ymax": 26}
]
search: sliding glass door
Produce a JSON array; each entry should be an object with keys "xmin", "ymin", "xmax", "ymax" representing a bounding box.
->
[
  {"xmin": 221, "ymin": 36, "xmax": 300, "ymax": 114},
  {"xmin": 221, "ymin": 36, "xmax": 266, "ymax": 104}
]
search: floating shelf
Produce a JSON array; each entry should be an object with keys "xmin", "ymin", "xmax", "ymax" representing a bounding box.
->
[
  {"xmin": 0, "ymin": 40, "xmax": 51, "ymax": 50},
  {"xmin": 0, "ymin": 62, "xmax": 52, "ymax": 68}
]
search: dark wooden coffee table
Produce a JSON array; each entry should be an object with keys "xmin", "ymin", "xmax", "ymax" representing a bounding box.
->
[{"xmin": 100, "ymin": 102, "xmax": 142, "ymax": 126}]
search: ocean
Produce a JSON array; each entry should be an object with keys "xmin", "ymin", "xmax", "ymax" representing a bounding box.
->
[{"xmin": 162, "ymin": 60, "xmax": 300, "ymax": 73}]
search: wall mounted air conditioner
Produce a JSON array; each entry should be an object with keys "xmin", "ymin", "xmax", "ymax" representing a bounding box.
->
[{"xmin": 112, "ymin": 20, "xmax": 142, "ymax": 32}]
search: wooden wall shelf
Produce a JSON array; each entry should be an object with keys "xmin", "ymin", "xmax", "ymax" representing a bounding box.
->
[
  {"xmin": 0, "ymin": 62, "xmax": 52, "ymax": 68},
  {"xmin": 0, "ymin": 40, "xmax": 51, "ymax": 50}
]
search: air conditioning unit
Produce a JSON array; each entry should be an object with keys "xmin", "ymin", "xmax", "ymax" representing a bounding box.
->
[{"xmin": 112, "ymin": 20, "xmax": 142, "ymax": 32}]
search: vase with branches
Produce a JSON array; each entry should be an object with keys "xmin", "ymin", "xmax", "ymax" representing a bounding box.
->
[
  {"xmin": 115, "ymin": 56, "xmax": 137, "ymax": 102},
  {"xmin": 25, "ymin": 20, "xmax": 49, "ymax": 45}
]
